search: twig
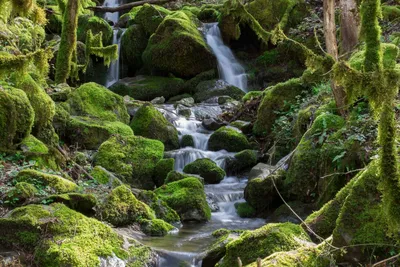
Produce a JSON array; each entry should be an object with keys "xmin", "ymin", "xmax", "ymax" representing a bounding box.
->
[{"xmin": 56, "ymin": 145, "xmax": 95, "ymax": 181}]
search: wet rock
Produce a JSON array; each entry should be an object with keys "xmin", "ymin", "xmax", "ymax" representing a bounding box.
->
[
  {"xmin": 194, "ymin": 80, "xmax": 245, "ymax": 102},
  {"xmin": 201, "ymin": 232, "xmax": 240, "ymax": 267},
  {"xmin": 174, "ymin": 97, "xmax": 195, "ymax": 107},
  {"xmin": 248, "ymin": 163, "xmax": 276, "ymax": 181},
  {"xmin": 225, "ymin": 150, "xmax": 258, "ymax": 175},
  {"xmin": 177, "ymin": 104, "xmax": 192, "ymax": 118},
  {"xmin": 206, "ymin": 194, "xmax": 220, "ymax": 212},
  {"xmin": 151, "ymin": 96, "xmax": 165, "ymax": 104},
  {"xmin": 202, "ymin": 118, "xmax": 226, "ymax": 131}
]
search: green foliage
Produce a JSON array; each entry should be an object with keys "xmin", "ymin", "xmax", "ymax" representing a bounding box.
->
[{"xmin": 183, "ymin": 158, "xmax": 226, "ymax": 184}]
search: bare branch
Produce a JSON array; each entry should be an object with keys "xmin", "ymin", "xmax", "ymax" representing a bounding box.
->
[{"xmin": 86, "ymin": 0, "xmax": 171, "ymax": 13}]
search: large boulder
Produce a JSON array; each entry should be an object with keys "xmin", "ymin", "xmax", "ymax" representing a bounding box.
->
[
  {"xmin": 193, "ymin": 80, "xmax": 245, "ymax": 102},
  {"xmin": 130, "ymin": 104, "xmax": 179, "ymax": 150},
  {"xmin": 155, "ymin": 178, "xmax": 211, "ymax": 222},
  {"xmin": 0, "ymin": 203, "xmax": 157, "ymax": 266},
  {"xmin": 0, "ymin": 84, "xmax": 34, "ymax": 149},
  {"xmin": 183, "ymin": 158, "xmax": 225, "ymax": 184},
  {"xmin": 142, "ymin": 11, "xmax": 216, "ymax": 78},
  {"xmin": 218, "ymin": 223, "xmax": 312, "ymax": 267},
  {"xmin": 77, "ymin": 15, "xmax": 113, "ymax": 45},
  {"xmin": 98, "ymin": 185, "xmax": 155, "ymax": 227},
  {"xmin": 110, "ymin": 75, "xmax": 185, "ymax": 101},
  {"xmin": 208, "ymin": 126, "xmax": 250, "ymax": 152},
  {"xmin": 95, "ymin": 135, "xmax": 164, "ymax": 189},
  {"xmin": 120, "ymin": 25, "xmax": 148, "ymax": 74},
  {"xmin": 225, "ymin": 150, "xmax": 258, "ymax": 175},
  {"xmin": 132, "ymin": 4, "xmax": 171, "ymax": 36}
]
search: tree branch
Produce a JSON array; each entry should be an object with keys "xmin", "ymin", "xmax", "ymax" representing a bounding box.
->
[{"xmin": 87, "ymin": 0, "xmax": 171, "ymax": 13}]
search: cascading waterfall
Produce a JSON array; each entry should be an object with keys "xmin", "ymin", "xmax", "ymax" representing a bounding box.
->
[{"xmin": 205, "ymin": 23, "xmax": 248, "ymax": 92}]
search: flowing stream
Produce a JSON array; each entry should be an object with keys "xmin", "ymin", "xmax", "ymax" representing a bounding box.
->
[
  {"xmin": 134, "ymin": 105, "xmax": 265, "ymax": 266},
  {"xmin": 205, "ymin": 23, "xmax": 248, "ymax": 92}
]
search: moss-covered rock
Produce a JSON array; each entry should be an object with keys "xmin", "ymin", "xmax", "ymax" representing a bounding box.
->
[
  {"xmin": 110, "ymin": 75, "xmax": 185, "ymax": 101},
  {"xmin": 0, "ymin": 203, "xmax": 156, "ymax": 266},
  {"xmin": 3, "ymin": 182, "xmax": 38, "ymax": 205},
  {"xmin": 253, "ymin": 78, "xmax": 309, "ymax": 136},
  {"xmin": 181, "ymin": 134, "xmax": 195, "ymax": 147},
  {"xmin": 135, "ymin": 190, "xmax": 180, "ymax": 224},
  {"xmin": 193, "ymin": 80, "xmax": 245, "ymax": 102},
  {"xmin": 77, "ymin": 15, "xmax": 113, "ymax": 45},
  {"xmin": 183, "ymin": 158, "xmax": 225, "ymax": 184},
  {"xmin": 202, "ymin": 230, "xmax": 241, "ymax": 267},
  {"xmin": 155, "ymin": 178, "xmax": 211, "ymax": 221},
  {"xmin": 226, "ymin": 149, "xmax": 257, "ymax": 174},
  {"xmin": 139, "ymin": 218, "xmax": 174, "ymax": 236},
  {"xmin": 164, "ymin": 171, "xmax": 196, "ymax": 184},
  {"xmin": 208, "ymin": 126, "xmax": 250, "ymax": 152},
  {"xmin": 153, "ymin": 158, "xmax": 175, "ymax": 187},
  {"xmin": 0, "ymin": 85, "xmax": 34, "ymax": 149},
  {"xmin": 133, "ymin": 4, "xmax": 171, "ymax": 36},
  {"xmin": 98, "ymin": 185, "xmax": 155, "ymax": 227},
  {"xmin": 16, "ymin": 169, "xmax": 77, "ymax": 194},
  {"xmin": 235, "ymin": 202, "xmax": 256, "ymax": 218},
  {"xmin": 120, "ymin": 25, "xmax": 148, "ymax": 74},
  {"xmin": 66, "ymin": 82, "xmax": 130, "ymax": 124},
  {"xmin": 142, "ymin": 11, "xmax": 216, "ymax": 78},
  {"xmin": 218, "ymin": 223, "xmax": 312, "ymax": 267},
  {"xmin": 14, "ymin": 73, "xmax": 57, "ymax": 145},
  {"xmin": 95, "ymin": 135, "xmax": 164, "ymax": 189},
  {"xmin": 130, "ymin": 104, "xmax": 179, "ymax": 150},
  {"xmin": 90, "ymin": 165, "xmax": 122, "ymax": 187},
  {"xmin": 244, "ymin": 173, "xmax": 283, "ymax": 216},
  {"xmin": 46, "ymin": 193, "xmax": 97, "ymax": 216}
]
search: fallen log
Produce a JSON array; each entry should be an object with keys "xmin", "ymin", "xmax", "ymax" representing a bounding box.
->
[{"xmin": 86, "ymin": 0, "xmax": 171, "ymax": 13}]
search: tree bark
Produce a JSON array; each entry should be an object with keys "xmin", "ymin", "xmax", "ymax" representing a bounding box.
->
[
  {"xmin": 323, "ymin": 0, "xmax": 347, "ymax": 117},
  {"xmin": 340, "ymin": 0, "xmax": 359, "ymax": 56},
  {"xmin": 55, "ymin": 0, "xmax": 79, "ymax": 83},
  {"xmin": 87, "ymin": 0, "xmax": 171, "ymax": 13}
]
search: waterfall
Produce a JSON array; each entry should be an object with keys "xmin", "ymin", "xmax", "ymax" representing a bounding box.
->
[
  {"xmin": 103, "ymin": 0, "xmax": 120, "ymax": 24},
  {"xmin": 205, "ymin": 23, "xmax": 248, "ymax": 92}
]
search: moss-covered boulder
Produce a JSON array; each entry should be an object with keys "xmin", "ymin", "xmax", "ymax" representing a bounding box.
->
[
  {"xmin": 164, "ymin": 170, "xmax": 203, "ymax": 184},
  {"xmin": 208, "ymin": 126, "xmax": 250, "ymax": 152},
  {"xmin": 46, "ymin": 193, "xmax": 97, "ymax": 216},
  {"xmin": 14, "ymin": 73, "xmax": 57, "ymax": 145},
  {"xmin": 77, "ymin": 15, "xmax": 113, "ymax": 45},
  {"xmin": 181, "ymin": 134, "xmax": 195, "ymax": 147},
  {"xmin": 95, "ymin": 135, "xmax": 164, "ymax": 189},
  {"xmin": 0, "ymin": 85, "xmax": 34, "ymax": 149},
  {"xmin": 90, "ymin": 165, "xmax": 122, "ymax": 187},
  {"xmin": 183, "ymin": 158, "xmax": 225, "ymax": 184},
  {"xmin": 253, "ymin": 78, "xmax": 309, "ymax": 136},
  {"xmin": 16, "ymin": 169, "xmax": 77, "ymax": 194},
  {"xmin": 218, "ymin": 223, "xmax": 312, "ymax": 267},
  {"xmin": 234, "ymin": 202, "xmax": 256, "ymax": 218},
  {"xmin": 133, "ymin": 4, "xmax": 171, "ymax": 36},
  {"xmin": 139, "ymin": 218, "xmax": 175, "ymax": 236},
  {"xmin": 135, "ymin": 190, "xmax": 180, "ymax": 224},
  {"xmin": 130, "ymin": 104, "xmax": 179, "ymax": 150},
  {"xmin": 66, "ymin": 82, "xmax": 130, "ymax": 124},
  {"xmin": 155, "ymin": 178, "xmax": 211, "ymax": 221},
  {"xmin": 202, "ymin": 230, "xmax": 241, "ymax": 267},
  {"xmin": 98, "ymin": 185, "xmax": 155, "ymax": 227},
  {"xmin": 284, "ymin": 113, "xmax": 346, "ymax": 203},
  {"xmin": 120, "ymin": 25, "xmax": 148, "ymax": 74},
  {"xmin": 244, "ymin": 173, "xmax": 283, "ymax": 216},
  {"xmin": 193, "ymin": 80, "xmax": 245, "ymax": 102},
  {"xmin": 110, "ymin": 75, "xmax": 185, "ymax": 101},
  {"xmin": 226, "ymin": 150, "xmax": 258, "ymax": 174},
  {"xmin": 142, "ymin": 11, "xmax": 215, "ymax": 78},
  {"xmin": 153, "ymin": 158, "xmax": 175, "ymax": 187},
  {"xmin": 3, "ymin": 182, "xmax": 38, "ymax": 205},
  {"xmin": 0, "ymin": 203, "xmax": 156, "ymax": 266}
]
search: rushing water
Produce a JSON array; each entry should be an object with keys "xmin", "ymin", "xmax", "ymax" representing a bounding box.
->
[
  {"xmin": 205, "ymin": 23, "xmax": 248, "ymax": 92},
  {"xmin": 134, "ymin": 104, "xmax": 265, "ymax": 266},
  {"xmin": 105, "ymin": 29, "xmax": 125, "ymax": 88}
]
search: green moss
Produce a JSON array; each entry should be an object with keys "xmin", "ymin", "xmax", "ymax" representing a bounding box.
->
[
  {"xmin": 0, "ymin": 85, "xmax": 34, "ymax": 149},
  {"xmin": 164, "ymin": 171, "xmax": 196, "ymax": 184},
  {"xmin": 77, "ymin": 15, "xmax": 112, "ymax": 45},
  {"xmin": 139, "ymin": 218, "xmax": 174, "ymax": 236},
  {"xmin": 4, "ymin": 182, "xmax": 38, "ymax": 205},
  {"xmin": 253, "ymin": 78, "xmax": 309, "ymax": 136},
  {"xmin": 203, "ymin": 230, "xmax": 240, "ymax": 267},
  {"xmin": 67, "ymin": 82, "xmax": 129, "ymax": 124},
  {"xmin": 142, "ymin": 11, "xmax": 215, "ymax": 78},
  {"xmin": 90, "ymin": 165, "xmax": 111, "ymax": 184},
  {"xmin": 20, "ymin": 135, "xmax": 48, "ymax": 154},
  {"xmin": 218, "ymin": 222, "xmax": 311, "ymax": 267},
  {"xmin": 132, "ymin": 4, "xmax": 171, "ymax": 36},
  {"xmin": 130, "ymin": 104, "xmax": 179, "ymax": 150},
  {"xmin": 121, "ymin": 25, "xmax": 148, "ymax": 74},
  {"xmin": 193, "ymin": 80, "xmax": 245, "ymax": 102},
  {"xmin": 46, "ymin": 193, "xmax": 97, "ymax": 216},
  {"xmin": 17, "ymin": 169, "xmax": 77, "ymax": 193},
  {"xmin": 181, "ymin": 134, "xmax": 195, "ymax": 147},
  {"xmin": 99, "ymin": 185, "xmax": 155, "ymax": 227},
  {"xmin": 110, "ymin": 75, "xmax": 185, "ymax": 101},
  {"xmin": 153, "ymin": 158, "xmax": 175, "ymax": 187},
  {"xmin": 235, "ymin": 202, "xmax": 256, "ymax": 218},
  {"xmin": 198, "ymin": 7, "xmax": 220, "ymax": 22},
  {"xmin": 155, "ymin": 178, "xmax": 211, "ymax": 222},
  {"xmin": 382, "ymin": 5, "xmax": 400, "ymax": 21},
  {"xmin": 242, "ymin": 91, "xmax": 263, "ymax": 102},
  {"xmin": 208, "ymin": 126, "xmax": 250, "ymax": 152},
  {"xmin": 136, "ymin": 190, "xmax": 180, "ymax": 223},
  {"xmin": 65, "ymin": 116, "xmax": 133, "ymax": 150},
  {"xmin": 226, "ymin": 149, "xmax": 257, "ymax": 174},
  {"xmin": 95, "ymin": 135, "xmax": 164, "ymax": 189},
  {"xmin": 183, "ymin": 158, "xmax": 225, "ymax": 184}
]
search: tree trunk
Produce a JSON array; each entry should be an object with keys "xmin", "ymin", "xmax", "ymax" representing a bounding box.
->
[
  {"xmin": 55, "ymin": 0, "xmax": 79, "ymax": 83},
  {"xmin": 323, "ymin": 0, "xmax": 347, "ymax": 117},
  {"xmin": 340, "ymin": 0, "xmax": 359, "ymax": 56},
  {"xmin": 87, "ymin": 0, "xmax": 171, "ymax": 13}
]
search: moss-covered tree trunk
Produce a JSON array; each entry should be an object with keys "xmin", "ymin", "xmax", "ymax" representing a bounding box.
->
[
  {"xmin": 55, "ymin": 0, "xmax": 79, "ymax": 83},
  {"xmin": 324, "ymin": 0, "xmax": 347, "ymax": 116}
]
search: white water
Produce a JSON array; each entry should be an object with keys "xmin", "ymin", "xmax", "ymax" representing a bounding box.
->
[
  {"xmin": 105, "ymin": 29, "xmax": 125, "ymax": 88},
  {"xmin": 205, "ymin": 23, "xmax": 248, "ymax": 92},
  {"xmin": 103, "ymin": 0, "xmax": 120, "ymax": 24}
]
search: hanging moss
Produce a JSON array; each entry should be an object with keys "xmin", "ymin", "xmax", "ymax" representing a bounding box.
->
[{"xmin": 84, "ymin": 30, "xmax": 118, "ymax": 71}]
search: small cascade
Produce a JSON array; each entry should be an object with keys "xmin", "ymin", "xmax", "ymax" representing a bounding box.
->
[
  {"xmin": 205, "ymin": 23, "xmax": 248, "ymax": 92},
  {"xmin": 105, "ymin": 29, "xmax": 125, "ymax": 88}
]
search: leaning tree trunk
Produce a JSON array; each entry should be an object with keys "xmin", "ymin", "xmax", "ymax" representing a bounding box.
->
[
  {"xmin": 340, "ymin": 0, "xmax": 360, "ymax": 56},
  {"xmin": 324, "ymin": 0, "xmax": 347, "ymax": 117},
  {"xmin": 55, "ymin": 0, "xmax": 79, "ymax": 84}
]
